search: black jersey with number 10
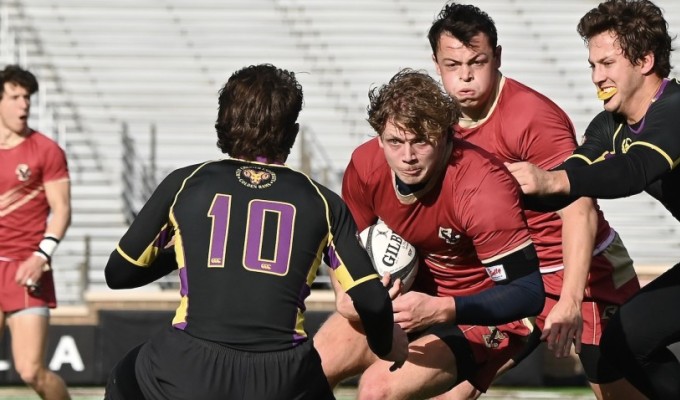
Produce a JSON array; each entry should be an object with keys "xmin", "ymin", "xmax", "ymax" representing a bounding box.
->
[{"xmin": 110, "ymin": 159, "xmax": 380, "ymax": 352}]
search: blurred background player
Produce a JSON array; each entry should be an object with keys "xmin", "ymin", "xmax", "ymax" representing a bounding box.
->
[
  {"xmin": 0, "ymin": 65, "xmax": 72, "ymax": 400},
  {"xmin": 425, "ymin": 4, "xmax": 643, "ymax": 400},
  {"xmin": 508, "ymin": 1, "xmax": 680, "ymax": 398},
  {"xmin": 103, "ymin": 63, "xmax": 408, "ymax": 400},
  {"xmin": 313, "ymin": 68, "xmax": 545, "ymax": 399}
]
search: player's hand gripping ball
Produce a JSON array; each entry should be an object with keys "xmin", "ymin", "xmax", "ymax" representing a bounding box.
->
[{"xmin": 359, "ymin": 221, "xmax": 419, "ymax": 291}]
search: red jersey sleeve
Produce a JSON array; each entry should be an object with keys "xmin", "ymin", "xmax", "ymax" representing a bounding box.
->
[
  {"xmin": 40, "ymin": 136, "xmax": 69, "ymax": 183},
  {"xmin": 341, "ymin": 148, "xmax": 378, "ymax": 232}
]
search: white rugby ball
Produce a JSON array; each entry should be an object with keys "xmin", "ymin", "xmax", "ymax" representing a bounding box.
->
[{"xmin": 359, "ymin": 221, "xmax": 419, "ymax": 291}]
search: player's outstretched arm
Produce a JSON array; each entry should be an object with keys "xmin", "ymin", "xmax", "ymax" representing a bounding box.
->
[
  {"xmin": 506, "ymin": 162, "xmax": 571, "ymax": 196},
  {"xmin": 346, "ymin": 277, "xmax": 407, "ymax": 368},
  {"xmin": 543, "ymin": 197, "xmax": 597, "ymax": 358},
  {"xmin": 105, "ymin": 248, "xmax": 178, "ymax": 289}
]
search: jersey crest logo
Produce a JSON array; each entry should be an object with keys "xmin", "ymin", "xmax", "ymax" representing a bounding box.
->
[
  {"xmin": 236, "ymin": 166, "xmax": 276, "ymax": 189},
  {"xmin": 438, "ymin": 227, "xmax": 461, "ymax": 245},
  {"xmin": 482, "ymin": 327, "xmax": 507, "ymax": 349},
  {"xmin": 15, "ymin": 164, "xmax": 31, "ymax": 182},
  {"xmin": 621, "ymin": 138, "xmax": 633, "ymax": 154}
]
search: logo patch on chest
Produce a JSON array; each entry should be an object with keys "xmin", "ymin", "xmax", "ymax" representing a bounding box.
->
[
  {"xmin": 15, "ymin": 164, "xmax": 31, "ymax": 182},
  {"xmin": 438, "ymin": 227, "xmax": 461, "ymax": 245}
]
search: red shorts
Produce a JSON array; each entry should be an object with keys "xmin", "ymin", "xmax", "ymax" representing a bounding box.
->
[
  {"xmin": 459, "ymin": 319, "xmax": 533, "ymax": 392},
  {"xmin": 538, "ymin": 232, "xmax": 640, "ymax": 345},
  {"xmin": 0, "ymin": 259, "xmax": 57, "ymax": 312}
]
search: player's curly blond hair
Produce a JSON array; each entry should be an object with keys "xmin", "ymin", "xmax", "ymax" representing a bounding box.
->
[{"xmin": 367, "ymin": 68, "xmax": 460, "ymax": 145}]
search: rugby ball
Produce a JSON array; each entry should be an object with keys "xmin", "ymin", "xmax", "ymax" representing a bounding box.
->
[{"xmin": 359, "ymin": 221, "xmax": 419, "ymax": 291}]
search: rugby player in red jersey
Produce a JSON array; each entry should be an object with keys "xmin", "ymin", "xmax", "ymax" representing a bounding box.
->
[
  {"xmin": 314, "ymin": 68, "xmax": 545, "ymax": 399},
  {"xmin": 429, "ymin": 4, "xmax": 643, "ymax": 400},
  {"xmin": 0, "ymin": 65, "xmax": 72, "ymax": 400}
]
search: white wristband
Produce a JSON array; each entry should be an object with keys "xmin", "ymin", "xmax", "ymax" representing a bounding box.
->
[{"xmin": 39, "ymin": 235, "xmax": 60, "ymax": 258}]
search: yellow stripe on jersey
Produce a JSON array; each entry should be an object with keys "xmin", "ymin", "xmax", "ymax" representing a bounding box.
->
[
  {"xmin": 568, "ymin": 153, "xmax": 595, "ymax": 164},
  {"xmin": 172, "ymin": 288, "xmax": 189, "ymax": 326},
  {"xmin": 115, "ymin": 225, "xmax": 168, "ymax": 268},
  {"xmin": 612, "ymin": 123, "xmax": 624, "ymax": 149},
  {"xmin": 334, "ymin": 264, "xmax": 380, "ymax": 291},
  {"xmin": 628, "ymin": 141, "xmax": 676, "ymax": 169}
]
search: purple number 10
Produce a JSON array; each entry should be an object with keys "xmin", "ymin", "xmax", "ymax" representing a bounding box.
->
[{"xmin": 207, "ymin": 194, "xmax": 295, "ymax": 275}]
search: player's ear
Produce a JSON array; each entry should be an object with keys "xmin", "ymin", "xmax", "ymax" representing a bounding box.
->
[
  {"xmin": 494, "ymin": 45, "xmax": 502, "ymax": 69},
  {"xmin": 639, "ymin": 51, "xmax": 655, "ymax": 75},
  {"xmin": 432, "ymin": 54, "xmax": 441, "ymax": 76}
]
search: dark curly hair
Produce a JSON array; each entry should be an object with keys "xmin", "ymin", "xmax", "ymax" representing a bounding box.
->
[
  {"xmin": 428, "ymin": 2, "xmax": 498, "ymax": 60},
  {"xmin": 215, "ymin": 64, "xmax": 303, "ymax": 162},
  {"xmin": 0, "ymin": 65, "xmax": 38, "ymax": 97},
  {"xmin": 367, "ymin": 69, "xmax": 460, "ymax": 144},
  {"xmin": 577, "ymin": 0, "xmax": 674, "ymax": 77}
]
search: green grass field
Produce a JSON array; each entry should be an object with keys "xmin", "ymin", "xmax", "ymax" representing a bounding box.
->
[{"xmin": 0, "ymin": 385, "xmax": 595, "ymax": 399}]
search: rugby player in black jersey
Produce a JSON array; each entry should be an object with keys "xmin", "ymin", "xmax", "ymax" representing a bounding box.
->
[
  {"xmin": 507, "ymin": 1, "xmax": 680, "ymax": 398},
  {"xmin": 103, "ymin": 64, "xmax": 408, "ymax": 400}
]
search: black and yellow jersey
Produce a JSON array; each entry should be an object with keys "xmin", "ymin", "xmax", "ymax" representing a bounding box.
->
[
  {"xmin": 565, "ymin": 78, "xmax": 680, "ymax": 221},
  {"xmin": 105, "ymin": 159, "xmax": 389, "ymax": 353}
]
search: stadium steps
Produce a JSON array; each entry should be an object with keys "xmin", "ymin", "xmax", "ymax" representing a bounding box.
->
[{"xmin": 5, "ymin": 0, "xmax": 679, "ymax": 306}]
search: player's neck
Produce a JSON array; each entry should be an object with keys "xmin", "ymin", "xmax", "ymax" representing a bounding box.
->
[
  {"xmin": 0, "ymin": 128, "xmax": 28, "ymax": 149},
  {"xmin": 626, "ymin": 76, "xmax": 665, "ymax": 125},
  {"xmin": 459, "ymin": 74, "xmax": 504, "ymax": 128}
]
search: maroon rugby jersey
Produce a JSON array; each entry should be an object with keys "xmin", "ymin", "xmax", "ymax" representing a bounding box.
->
[
  {"xmin": 0, "ymin": 131, "xmax": 69, "ymax": 260},
  {"xmin": 455, "ymin": 77, "xmax": 612, "ymax": 273},
  {"xmin": 342, "ymin": 137, "xmax": 532, "ymax": 298}
]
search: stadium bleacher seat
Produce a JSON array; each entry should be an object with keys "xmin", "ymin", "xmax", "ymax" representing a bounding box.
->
[{"xmin": 2, "ymin": 0, "xmax": 679, "ymax": 303}]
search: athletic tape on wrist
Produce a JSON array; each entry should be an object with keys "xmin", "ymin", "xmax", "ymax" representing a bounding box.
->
[
  {"xmin": 39, "ymin": 235, "xmax": 60, "ymax": 258},
  {"xmin": 34, "ymin": 235, "xmax": 60, "ymax": 269}
]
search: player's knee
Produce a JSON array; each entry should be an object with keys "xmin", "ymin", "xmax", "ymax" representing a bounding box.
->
[
  {"xmin": 357, "ymin": 375, "xmax": 395, "ymax": 400},
  {"xmin": 15, "ymin": 363, "xmax": 42, "ymax": 386}
]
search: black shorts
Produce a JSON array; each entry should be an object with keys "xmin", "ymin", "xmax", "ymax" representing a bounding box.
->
[
  {"xmin": 134, "ymin": 327, "xmax": 335, "ymax": 400},
  {"xmin": 509, "ymin": 325, "xmax": 623, "ymax": 384},
  {"xmin": 104, "ymin": 343, "xmax": 145, "ymax": 400}
]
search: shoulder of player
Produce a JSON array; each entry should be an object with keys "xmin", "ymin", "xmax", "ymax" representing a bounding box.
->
[
  {"xmin": 446, "ymin": 140, "xmax": 512, "ymax": 185},
  {"xmin": 349, "ymin": 137, "xmax": 387, "ymax": 176},
  {"xmin": 501, "ymin": 77, "xmax": 568, "ymax": 118},
  {"xmin": 655, "ymin": 80, "xmax": 680, "ymax": 109},
  {"xmin": 26, "ymin": 130, "xmax": 62, "ymax": 149}
]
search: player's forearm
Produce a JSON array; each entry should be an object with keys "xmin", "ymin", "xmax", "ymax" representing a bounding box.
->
[
  {"xmin": 434, "ymin": 295, "xmax": 457, "ymax": 324},
  {"xmin": 44, "ymin": 181, "xmax": 72, "ymax": 238},
  {"xmin": 347, "ymin": 279, "xmax": 394, "ymax": 358},
  {"xmin": 330, "ymin": 270, "xmax": 361, "ymax": 321},
  {"xmin": 454, "ymin": 270, "xmax": 545, "ymax": 325},
  {"xmin": 558, "ymin": 197, "xmax": 597, "ymax": 302},
  {"xmin": 44, "ymin": 204, "xmax": 71, "ymax": 239},
  {"xmin": 548, "ymin": 170, "xmax": 571, "ymax": 195}
]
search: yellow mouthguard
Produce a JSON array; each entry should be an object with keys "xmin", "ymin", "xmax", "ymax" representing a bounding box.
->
[{"xmin": 597, "ymin": 87, "xmax": 617, "ymax": 100}]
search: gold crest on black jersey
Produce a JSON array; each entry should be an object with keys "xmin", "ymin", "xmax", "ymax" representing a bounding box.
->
[{"xmin": 236, "ymin": 166, "xmax": 276, "ymax": 189}]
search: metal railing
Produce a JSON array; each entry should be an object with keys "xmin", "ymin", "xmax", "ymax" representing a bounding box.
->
[
  {"xmin": 121, "ymin": 122, "xmax": 158, "ymax": 224},
  {"xmin": 298, "ymin": 126, "xmax": 343, "ymax": 194}
]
